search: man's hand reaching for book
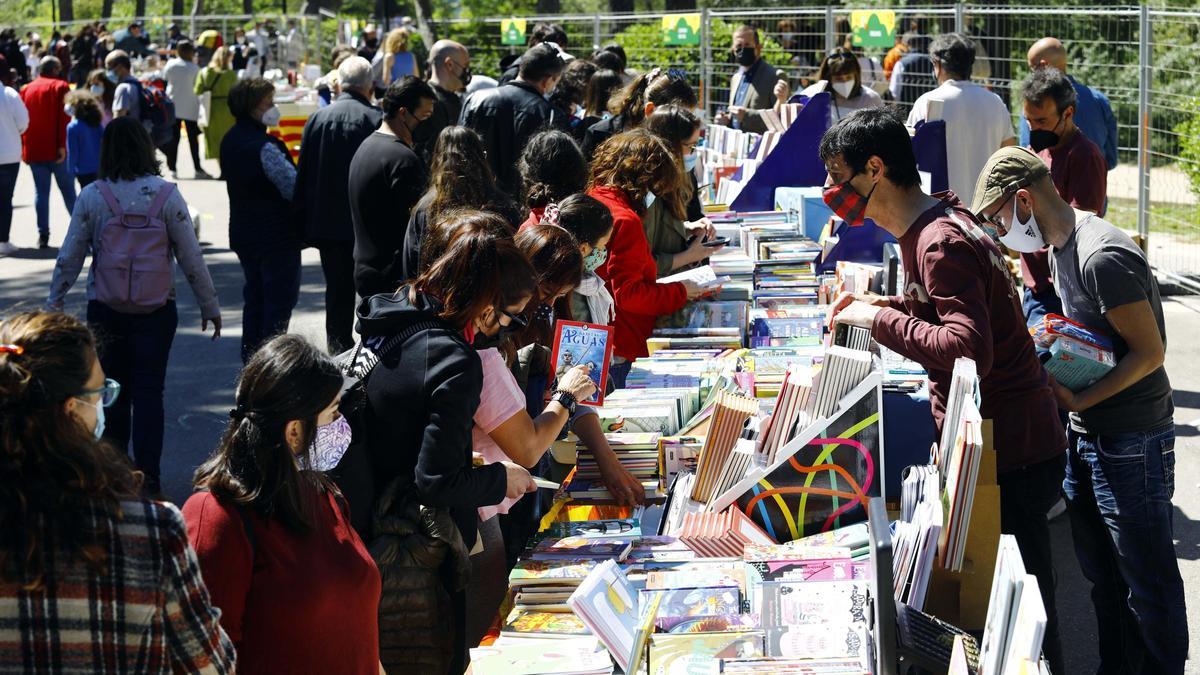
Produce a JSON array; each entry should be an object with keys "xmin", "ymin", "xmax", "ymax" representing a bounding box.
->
[{"xmin": 596, "ymin": 451, "xmax": 646, "ymax": 506}]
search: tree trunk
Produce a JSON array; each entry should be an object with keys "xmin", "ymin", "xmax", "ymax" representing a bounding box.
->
[
  {"xmin": 536, "ymin": 0, "xmax": 561, "ymax": 13},
  {"xmin": 243, "ymin": 0, "xmax": 254, "ymax": 14},
  {"xmin": 102, "ymin": 0, "xmax": 114, "ymax": 19},
  {"xmin": 135, "ymin": 0, "xmax": 147, "ymax": 17},
  {"xmin": 608, "ymin": 0, "xmax": 634, "ymax": 13},
  {"xmin": 664, "ymin": 0, "xmax": 695, "ymax": 10},
  {"xmin": 60, "ymin": 0, "xmax": 74, "ymax": 23},
  {"xmin": 411, "ymin": 0, "xmax": 437, "ymax": 54},
  {"xmin": 171, "ymin": 0, "xmax": 184, "ymax": 14}
]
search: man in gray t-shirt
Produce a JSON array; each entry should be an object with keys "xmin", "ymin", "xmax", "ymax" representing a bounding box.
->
[
  {"xmin": 973, "ymin": 147, "xmax": 1186, "ymax": 674},
  {"xmin": 106, "ymin": 50, "xmax": 141, "ymax": 120}
]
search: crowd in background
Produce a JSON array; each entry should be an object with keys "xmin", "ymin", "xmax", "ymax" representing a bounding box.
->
[{"xmin": 0, "ymin": 15, "xmax": 1182, "ymax": 675}]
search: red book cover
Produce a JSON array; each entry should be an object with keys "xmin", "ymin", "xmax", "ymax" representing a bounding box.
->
[{"xmin": 548, "ymin": 320, "xmax": 614, "ymax": 406}]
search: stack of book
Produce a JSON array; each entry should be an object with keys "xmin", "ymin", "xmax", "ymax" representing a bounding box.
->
[
  {"xmin": 567, "ymin": 559, "xmax": 659, "ymax": 673},
  {"xmin": 470, "ymin": 637, "xmax": 614, "ymax": 675},
  {"xmin": 759, "ymin": 364, "xmax": 814, "ymax": 464},
  {"xmin": 1031, "ymin": 313, "xmax": 1115, "ymax": 392},
  {"xmin": 810, "ymin": 346, "xmax": 873, "ymax": 420},
  {"xmin": 893, "ymin": 464, "xmax": 942, "ymax": 611},
  {"xmin": 938, "ymin": 400, "xmax": 982, "ymax": 572},
  {"xmin": 570, "ymin": 433, "xmax": 665, "ymax": 502},
  {"xmin": 978, "ymin": 536, "xmax": 1048, "ymax": 675},
  {"xmin": 689, "ymin": 390, "xmax": 760, "ymax": 504},
  {"xmin": 678, "ymin": 507, "xmax": 774, "ymax": 557}
]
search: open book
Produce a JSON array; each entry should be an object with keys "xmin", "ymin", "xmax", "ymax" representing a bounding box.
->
[{"xmin": 658, "ymin": 265, "xmax": 731, "ymax": 289}]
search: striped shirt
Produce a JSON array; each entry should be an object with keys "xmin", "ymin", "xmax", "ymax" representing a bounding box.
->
[{"xmin": 0, "ymin": 499, "xmax": 236, "ymax": 674}]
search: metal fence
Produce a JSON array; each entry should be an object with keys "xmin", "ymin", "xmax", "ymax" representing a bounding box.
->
[{"xmin": 9, "ymin": 5, "xmax": 1200, "ymax": 286}]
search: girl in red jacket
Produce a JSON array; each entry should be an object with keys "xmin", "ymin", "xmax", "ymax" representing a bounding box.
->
[{"xmin": 587, "ymin": 128, "xmax": 708, "ymax": 387}]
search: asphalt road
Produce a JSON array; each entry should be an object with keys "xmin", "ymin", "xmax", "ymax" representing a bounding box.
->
[{"xmin": 1, "ymin": 153, "xmax": 1198, "ymax": 674}]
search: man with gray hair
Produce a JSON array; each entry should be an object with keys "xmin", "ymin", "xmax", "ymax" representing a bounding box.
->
[
  {"xmin": 19, "ymin": 55, "xmax": 74, "ymax": 249},
  {"xmin": 293, "ymin": 55, "xmax": 383, "ymax": 353},
  {"xmin": 413, "ymin": 39, "xmax": 470, "ymax": 163},
  {"xmin": 906, "ymin": 32, "xmax": 1015, "ymax": 207}
]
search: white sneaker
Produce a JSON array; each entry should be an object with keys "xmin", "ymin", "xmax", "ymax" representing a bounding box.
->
[{"xmin": 0, "ymin": 241, "xmax": 18, "ymax": 256}]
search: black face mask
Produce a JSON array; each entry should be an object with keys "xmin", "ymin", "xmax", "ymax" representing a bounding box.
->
[
  {"xmin": 472, "ymin": 321, "xmax": 521, "ymax": 350},
  {"xmin": 458, "ymin": 63, "xmax": 473, "ymax": 87},
  {"xmin": 734, "ymin": 47, "xmax": 757, "ymax": 67},
  {"xmin": 1029, "ymin": 115, "xmax": 1066, "ymax": 153},
  {"xmin": 365, "ymin": 37, "xmax": 378, "ymax": 49}
]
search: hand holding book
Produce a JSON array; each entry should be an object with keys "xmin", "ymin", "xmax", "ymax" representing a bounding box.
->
[{"xmin": 556, "ymin": 363, "xmax": 598, "ymax": 403}]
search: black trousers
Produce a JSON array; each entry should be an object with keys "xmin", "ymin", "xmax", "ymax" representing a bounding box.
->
[
  {"xmin": 318, "ymin": 240, "xmax": 358, "ymax": 354},
  {"xmin": 998, "ymin": 454, "xmax": 1066, "ymax": 674},
  {"xmin": 235, "ymin": 247, "xmax": 301, "ymax": 363},
  {"xmin": 165, "ymin": 119, "xmax": 203, "ymax": 173}
]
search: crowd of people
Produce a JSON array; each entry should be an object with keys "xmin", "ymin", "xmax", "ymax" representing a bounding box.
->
[{"xmin": 0, "ymin": 16, "xmax": 1184, "ymax": 675}]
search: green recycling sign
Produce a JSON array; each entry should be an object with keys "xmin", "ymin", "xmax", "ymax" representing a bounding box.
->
[
  {"xmin": 850, "ymin": 10, "xmax": 896, "ymax": 49},
  {"xmin": 662, "ymin": 14, "xmax": 701, "ymax": 47},
  {"xmin": 501, "ymin": 18, "xmax": 527, "ymax": 46}
]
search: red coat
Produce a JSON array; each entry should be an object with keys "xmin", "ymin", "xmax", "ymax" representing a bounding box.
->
[
  {"xmin": 20, "ymin": 76, "xmax": 70, "ymax": 164},
  {"xmin": 518, "ymin": 206, "xmax": 545, "ymax": 232},
  {"xmin": 589, "ymin": 185, "xmax": 688, "ymax": 360}
]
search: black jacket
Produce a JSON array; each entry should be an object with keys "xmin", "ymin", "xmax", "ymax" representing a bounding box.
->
[
  {"xmin": 459, "ymin": 80, "xmax": 564, "ymax": 197},
  {"xmin": 413, "ymin": 83, "xmax": 463, "ymax": 166},
  {"xmin": 294, "ymin": 91, "xmax": 383, "ymax": 245},
  {"xmin": 356, "ymin": 288, "xmax": 507, "ymax": 548},
  {"xmin": 401, "ymin": 189, "xmax": 522, "ymax": 281},
  {"xmin": 220, "ymin": 118, "xmax": 300, "ymax": 255},
  {"xmin": 580, "ymin": 113, "xmax": 628, "ymax": 161}
]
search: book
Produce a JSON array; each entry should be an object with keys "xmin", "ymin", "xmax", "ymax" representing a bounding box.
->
[
  {"xmin": 658, "ymin": 264, "xmax": 731, "ymax": 290},
  {"xmin": 648, "ymin": 631, "xmax": 765, "ymax": 675},
  {"xmin": 530, "ymin": 536, "xmax": 635, "ymax": 561},
  {"xmin": 764, "ymin": 623, "xmax": 870, "ymax": 660},
  {"xmin": 978, "ymin": 535, "xmax": 1027, "ymax": 675},
  {"xmin": 509, "ymin": 559, "xmax": 598, "ymax": 587},
  {"xmin": 549, "ymin": 320, "xmax": 615, "ymax": 406},
  {"xmin": 501, "ymin": 608, "xmax": 592, "ymax": 638},
  {"xmin": 1042, "ymin": 334, "xmax": 1115, "ymax": 392},
  {"xmin": 640, "ymin": 586, "xmax": 742, "ymax": 631},
  {"xmin": 758, "ymin": 580, "xmax": 870, "ymax": 630},
  {"xmin": 567, "ymin": 559, "xmax": 656, "ymax": 674},
  {"xmin": 470, "ymin": 638, "xmax": 614, "ymax": 674}
]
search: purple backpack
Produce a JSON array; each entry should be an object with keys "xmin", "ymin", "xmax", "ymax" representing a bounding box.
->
[{"xmin": 92, "ymin": 180, "xmax": 176, "ymax": 314}]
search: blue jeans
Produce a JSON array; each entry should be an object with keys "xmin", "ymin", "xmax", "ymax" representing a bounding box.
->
[
  {"xmin": 609, "ymin": 360, "xmax": 633, "ymax": 390},
  {"xmin": 28, "ymin": 160, "xmax": 77, "ymax": 236},
  {"xmin": 1063, "ymin": 423, "xmax": 1188, "ymax": 674},
  {"xmin": 1022, "ymin": 285, "xmax": 1064, "ymax": 332},
  {"xmin": 87, "ymin": 300, "xmax": 178, "ymax": 495},
  {"xmin": 0, "ymin": 162, "xmax": 18, "ymax": 242},
  {"xmin": 236, "ymin": 247, "xmax": 301, "ymax": 363}
]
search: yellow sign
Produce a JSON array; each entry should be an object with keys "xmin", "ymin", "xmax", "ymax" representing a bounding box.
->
[
  {"xmin": 501, "ymin": 18, "xmax": 527, "ymax": 46},
  {"xmin": 662, "ymin": 14, "xmax": 701, "ymax": 46},
  {"xmin": 850, "ymin": 10, "xmax": 897, "ymax": 49}
]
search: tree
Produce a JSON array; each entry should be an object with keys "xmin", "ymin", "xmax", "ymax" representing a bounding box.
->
[
  {"xmin": 59, "ymin": 0, "xmax": 73, "ymax": 22},
  {"xmin": 609, "ymin": 0, "xmax": 633, "ymax": 13},
  {"xmin": 665, "ymin": 0, "xmax": 696, "ymax": 9},
  {"xmin": 102, "ymin": 0, "xmax": 113, "ymax": 19},
  {"xmin": 536, "ymin": 0, "xmax": 561, "ymax": 13}
]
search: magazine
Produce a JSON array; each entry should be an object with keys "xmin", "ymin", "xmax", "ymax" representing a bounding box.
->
[{"xmin": 549, "ymin": 320, "xmax": 615, "ymax": 406}]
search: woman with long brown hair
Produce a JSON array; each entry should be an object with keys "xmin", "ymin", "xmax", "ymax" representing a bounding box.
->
[
  {"xmin": 588, "ymin": 129, "xmax": 711, "ymax": 387},
  {"xmin": 580, "ymin": 67, "xmax": 699, "ymax": 159},
  {"xmin": 0, "ymin": 311, "xmax": 234, "ymax": 673},
  {"xmin": 183, "ymin": 334, "xmax": 382, "ymax": 674},
  {"xmin": 195, "ymin": 45, "xmax": 237, "ymax": 161},
  {"xmin": 401, "ymin": 126, "xmax": 520, "ymax": 279}
]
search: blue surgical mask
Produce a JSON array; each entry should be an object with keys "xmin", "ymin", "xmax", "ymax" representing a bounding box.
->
[
  {"xmin": 105, "ymin": 69, "xmax": 119, "ymax": 83},
  {"xmin": 683, "ymin": 151, "xmax": 699, "ymax": 172},
  {"xmin": 644, "ymin": 191, "xmax": 657, "ymax": 209},
  {"xmin": 90, "ymin": 84, "xmax": 105, "ymax": 96},
  {"xmin": 583, "ymin": 246, "xmax": 608, "ymax": 272},
  {"xmin": 77, "ymin": 397, "xmax": 105, "ymax": 439}
]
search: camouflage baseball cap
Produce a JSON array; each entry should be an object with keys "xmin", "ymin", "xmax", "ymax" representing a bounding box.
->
[{"xmin": 970, "ymin": 146, "xmax": 1051, "ymax": 216}]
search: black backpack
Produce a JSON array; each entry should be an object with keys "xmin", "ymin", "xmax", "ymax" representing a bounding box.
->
[{"xmin": 131, "ymin": 79, "xmax": 177, "ymax": 148}]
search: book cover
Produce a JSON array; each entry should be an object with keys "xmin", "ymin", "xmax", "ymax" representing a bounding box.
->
[
  {"xmin": 765, "ymin": 623, "xmax": 869, "ymax": 660},
  {"xmin": 550, "ymin": 320, "xmax": 615, "ymax": 406},
  {"xmin": 758, "ymin": 581, "xmax": 870, "ymax": 629},
  {"xmin": 470, "ymin": 639, "xmax": 613, "ymax": 675},
  {"xmin": 648, "ymin": 632, "xmax": 765, "ymax": 675},
  {"xmin": 642, "ymin": 586, "xmax": 742, "ymax": 630},
  {"xmin": 501, "ymin": 608, "xmax": 591, "ymax": 637},
  {"xmin": 566, "ymin": 559, "xmax": 642, "ymax": 672},
  {"xmin": 509, "ymin": 559, "xmax": 598, "ymax": 586},
  {"xmin": 530, "ymin": 536, "xmax": 634, "ymax": 561}
]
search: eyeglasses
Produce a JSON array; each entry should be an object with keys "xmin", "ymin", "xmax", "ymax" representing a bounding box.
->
[
  {"xmin": 79, "ymin": 378, "xmax": 121, "ymax": 407},
  {"xmin": 497, "ymin": 307, "xmax": 529, "ymax": 330},
  {"xmin": 980, "ymin": 193, "xmax": 1015, "ymax": 231}
]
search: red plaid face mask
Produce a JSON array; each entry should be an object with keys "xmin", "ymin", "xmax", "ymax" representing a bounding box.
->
[{"xmin": 822, "ymin": 173, "xmax": 877, "ymax": 227}]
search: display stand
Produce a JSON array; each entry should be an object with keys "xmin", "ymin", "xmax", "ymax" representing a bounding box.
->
[
  {"xmin": 923, "ymin": 419, "xmax": 1001, "ymax": 631},
  {"xmin": 728, "ymin": 93, "xmax": 832, "ymax": 213}
]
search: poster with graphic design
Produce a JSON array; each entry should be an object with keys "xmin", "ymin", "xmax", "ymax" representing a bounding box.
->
[
  {"xmin": 549, "ymin": 320, "xmax": 614, "ymax": 406},
  {"xmin": 731, "ymin": 376, "xmax": 883, "ymax": 543},
  {"xmin": 850, "ymin": 10, "xmax": 896, "ymax": 49},
  {"xmin": 662, "ymin": 14, "xmax": 702, "ymax": 46},
  {"xmin": 501, "ymin": 18, "xmax": 527, "ymax": 46}
]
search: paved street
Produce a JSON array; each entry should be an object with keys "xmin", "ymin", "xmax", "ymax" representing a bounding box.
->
[{"xmin": 1, "ymin": 153, "xmax": 1198, "ymax": 673}]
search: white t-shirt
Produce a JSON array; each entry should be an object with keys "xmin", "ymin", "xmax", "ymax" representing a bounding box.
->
[
  {"xmin": 907, "ymin": 79, "xmax": 1014, "ymax": 207},
  {"xmin": 163, "ymin": 58, "xmax": 201, "ymax": 121},
  {"xmin": 0, "ymin": 85, "xmax": 29, "ymax": 164}
]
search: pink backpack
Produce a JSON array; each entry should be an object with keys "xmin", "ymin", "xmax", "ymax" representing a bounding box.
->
[{"xmin": 92, "ymin": 180, "xmax": 175, "ymax": 314}]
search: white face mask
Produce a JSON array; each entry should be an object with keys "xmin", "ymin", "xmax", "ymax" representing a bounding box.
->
[
  {"xmin": 260, "ymin": 105, "xmax": 282, "ymax": 128},
  {"xmin": 1000, "ymin": 195, "xmax": 1046, "ymax": 253},
  {"xmin": 831, "ymin": 80, "xmax": 856, "ymax": 99}
]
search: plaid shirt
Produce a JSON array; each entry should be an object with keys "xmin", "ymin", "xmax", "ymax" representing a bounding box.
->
[{"xmin": 0, "ymin": 499, "xmax": 236, "ymax": 674}]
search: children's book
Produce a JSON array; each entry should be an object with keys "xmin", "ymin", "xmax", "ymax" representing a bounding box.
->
[
  {"xmin": 567, "ymin": 559, "xmax": 657, "ymax": 673},
  {"xmin": 648, "ymin": 631, "xmax": 765, "ymax": 675},
  {"xmin": 550, "ymin": 320, "xmax": 615, "ymax": 406},
  {"xmin": 471, "ymin": 637, "xmax": 614, "ymax": 674},
  {"xmin": 501, "ymin": 608, "xmax": 592, "ymax": 638},
  {"xmin": 509, "ymin": 559, "xmax": 598, "ymax": 587},
  {"xmin": 531, "ymin": 536, "xmax": 635, "ymax": 561}
]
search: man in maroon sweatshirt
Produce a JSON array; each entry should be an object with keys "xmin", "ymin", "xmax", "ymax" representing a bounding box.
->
[{"xmin": 821, "ymin": 107, "xmax": 1066, "ymax": 672}]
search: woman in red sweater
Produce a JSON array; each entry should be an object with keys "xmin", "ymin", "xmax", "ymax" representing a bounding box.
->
[
  {"xmin": 183, "ymin": 335, "xmax": 382, "ymax": 675},
  {"xmin": 588, "ymin": 128, "xmax": 708, "ymax": 387}
]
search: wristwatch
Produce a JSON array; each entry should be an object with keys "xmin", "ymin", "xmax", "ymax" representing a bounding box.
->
[{"xmin": 550, "ymin": 390, "xmax": 578, "ymax": 415}]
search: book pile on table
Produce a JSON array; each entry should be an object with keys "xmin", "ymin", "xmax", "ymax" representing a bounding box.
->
[{"xmin": 569, "ymin": 432, "xmax": 665, "ymax": 502}]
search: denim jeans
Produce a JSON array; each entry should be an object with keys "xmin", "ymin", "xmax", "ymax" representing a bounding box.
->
[
  {"xmin": 609, "ymin": 359, "xmax": 633, "ymax": 390},
  {"xmin": 87, "ymin": 300, "xmax": 179, "ymax": 495},
  {"xmin": 0, "ymin": 162, "xmax": 18, "ymax": 242},
  {"xmin": 236, "ymin": 247, "xmax": 301, "ymax": 363},
  {"xmin": 28, "ymin": 160, "xmax": 77, "ymax": 236},
  {"xmin": 1064, "ymin": 423, "xmax": 1188, "ymax": 674}
]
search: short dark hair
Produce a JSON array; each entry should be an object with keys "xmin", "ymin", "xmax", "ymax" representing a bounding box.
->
[
  {"xmin": 518, "ymin": 129, "xmax": 588, "ymax": 210},
  {"xmin": 591, "ymin": 50, "xmax": 624, "ymax": 73},
  {"xmin": 531, "ymin": 22, "xmax": 567, "ymax": 48},
  {"xmin": 599, "ymin": 43, "xmax": 627, "ymax": 69},
  {"xmin": 1021, "ymin": 66, "xmax": 1076, "ymax": 116},
  {"xmin": 584, "ymin": 68, "xmax": 623, "ymax": 118},
  {"xmin": 818, "ymin": 107, "xmax": 921, "ymax": 189},
  {"xmin": 519, "ymin": 43, "xmax": 566, "ymax": 82},
  {"xmin": 99, "ymin": 117, "xmax": 161, "ymax": 181},
  {"xmin": 228, "ymin": 77, "xmax": 274, "ymax": 119},
  {"xmin": 38, "ymin": 56, "xmax": 61, "ymax": 76},
  {"xmin": 929, "ymin": 33, "xmax": 975, "ymax": 80},
  {"xmin": 176, "ymin": 39, "xmax": 194, "ymax": 60},
  {"xmin": 380, "ymin": 75, "xmax": 436, "ymax": 120},
  {"xmin": 553, "ymin": 193, "xmax": 613, "ymax": 248}
]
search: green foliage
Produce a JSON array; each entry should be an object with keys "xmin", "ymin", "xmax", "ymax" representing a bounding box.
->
[{"xmin": 1175, "ymin": 96, "xmax": 1200, "ymax": 198}]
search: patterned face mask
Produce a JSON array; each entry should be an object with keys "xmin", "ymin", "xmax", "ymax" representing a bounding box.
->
[
  {"xmin": 304, "ymin": 415, "xmax": 352, "ymax": 472},
  {"xmin": 822, "ymin": 173, "xmax": 877, "ymax": 227}
]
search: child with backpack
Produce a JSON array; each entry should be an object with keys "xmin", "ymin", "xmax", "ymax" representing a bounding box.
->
[
  {"xmin": 46, "ymin": 117, "xmax": 222, "ymax": 496},
  {"xmin": 64, "ymin": 90, "xmax": 104, "ymax": 189}
]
